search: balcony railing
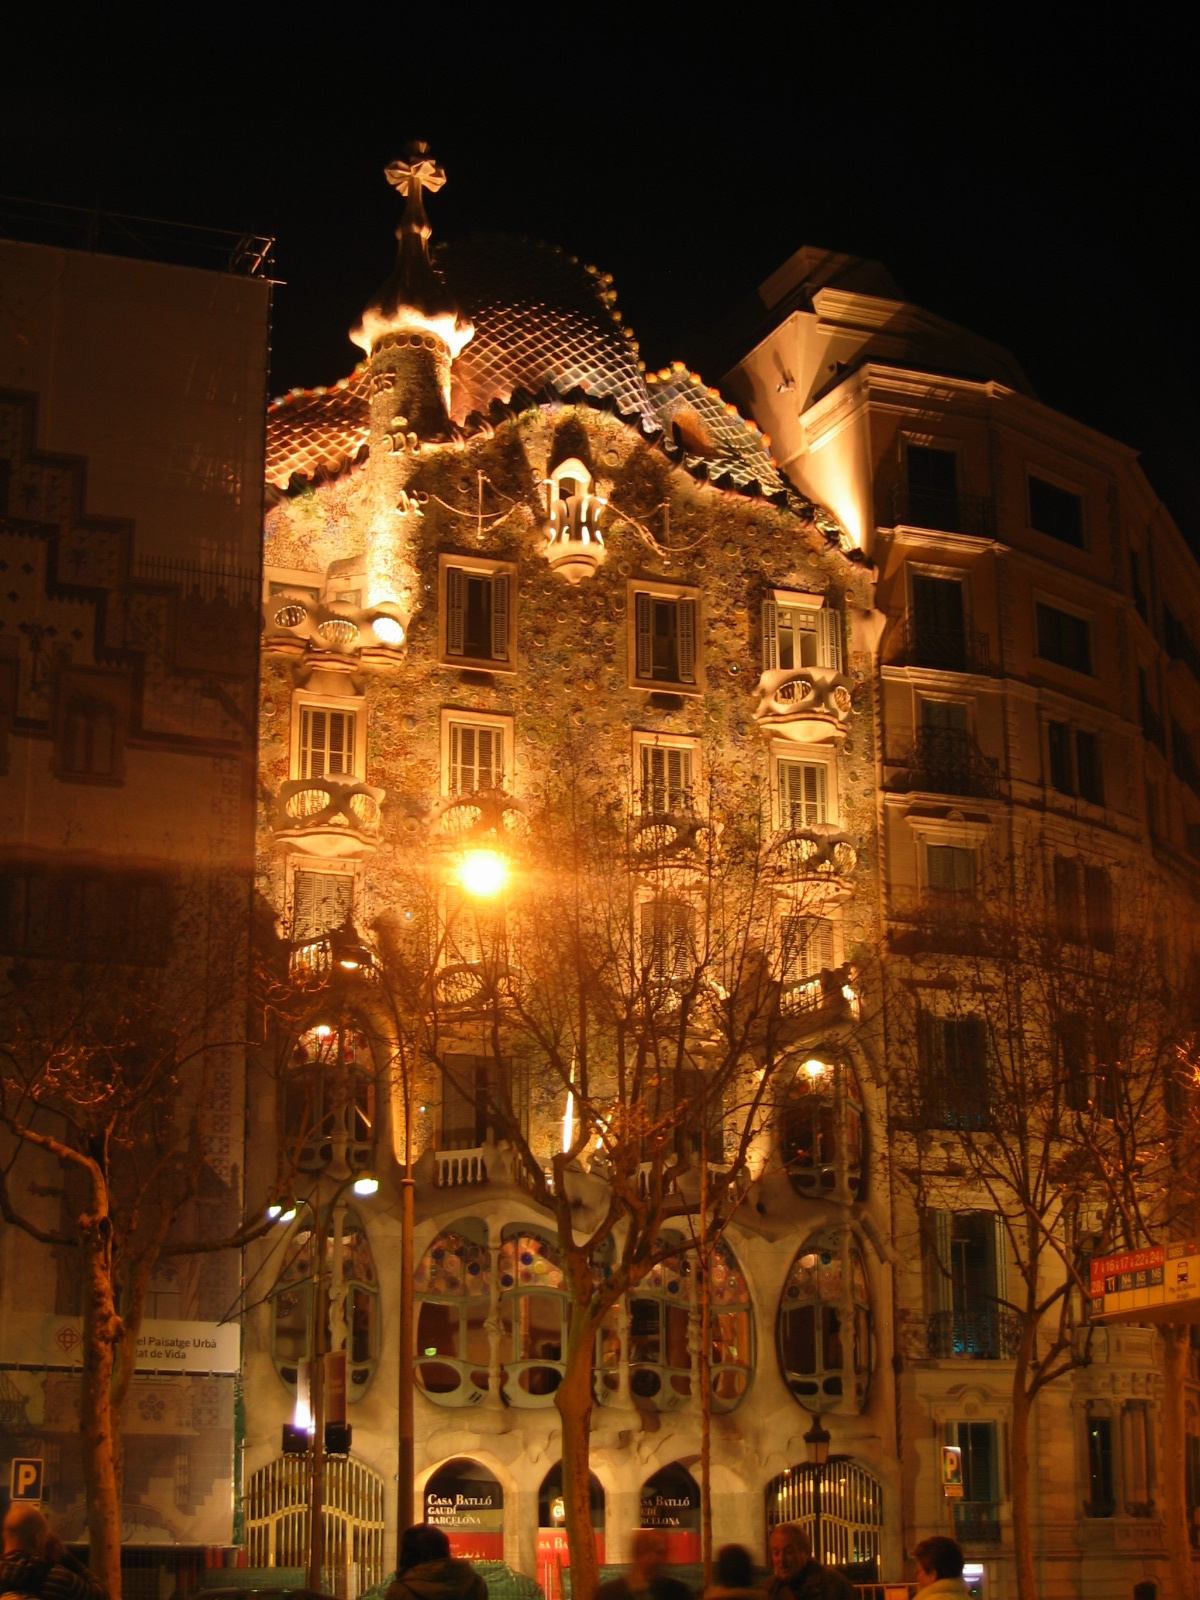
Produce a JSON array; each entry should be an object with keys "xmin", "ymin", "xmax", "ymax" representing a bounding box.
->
[
  {"xmin": 754, "ymin": 664, "xmax": 854, "ymax": 730},
  {"xmin": 953, "ymin": 1502, "xmax": 1002, "ymax": 1544},
  {"xmin": 888, "ymin": 889, "xmax": 986, "ymax": 953},
  {"xmin": 889, "ymin": 616, "xmax": 991, "ymax": 674},
  {"xmin": 928, "ymin": 1308, "xmax": 1020, "ymax": 1360},
  {"xmin": 890, "ymin": 485, "xmax": 997, "ymax": 539},
  {"xmin": 433, "ymin": 1147, "xmax": 489, "ymax": 1187},
  {"xmin": 771, "ymin": 825, "xmax": 858, "ymax": 882},
  {"xmin": 275, "ymin": 776, "xmax": 384, "ymax": 857},
  {"xmin": 892, "ymin": 727, "xmax": 999, "ymax": 799}
]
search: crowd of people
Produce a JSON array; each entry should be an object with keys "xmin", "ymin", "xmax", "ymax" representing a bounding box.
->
[
  {"xmin": 383, "ymin": 1520, "xmax": 974, "ymax": 1600},
  {"xmin": 1, "ymin": 1502, "xmax": 972, "ymax": 1600}
]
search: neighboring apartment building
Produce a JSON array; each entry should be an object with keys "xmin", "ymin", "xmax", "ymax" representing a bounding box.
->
[
  {"xmin": 0, "ymin": 220, "xmax": 270, "ymax": 1560},
  {"xmin": 725, "ymin": 249, "xmax": 1200, "ymax": 1599}
]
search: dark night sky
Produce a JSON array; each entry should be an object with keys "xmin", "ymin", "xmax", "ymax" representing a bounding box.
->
[{"xmin": 5, "ymin": 15, "xmax": 1197, "ymax": 542}]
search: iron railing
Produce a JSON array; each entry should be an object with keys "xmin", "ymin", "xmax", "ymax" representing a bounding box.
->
[
  {"xmin": 890, "ymin": 615, "xmax": 992, "ymax": 674},
  {"xmin": 928, "ymin": 1308, "xmax": 1020, "ymax": 1360},
  {"xmin": 953, "ymin": 1501, "xmax": 1002, "ymax": 1544},
  {"xmin": 895, "ymin": 727, "xmax": 999, "ymax": 799},
  {"xmin": 890, "ymin": 485, "xmax": 997, "ymax": 539},
  {"xmin": 0, "ymin": 194, "xmax": 274, "ymax": 277}
]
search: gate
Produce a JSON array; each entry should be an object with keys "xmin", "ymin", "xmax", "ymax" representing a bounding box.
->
[
  {"xmin": 766, "ymin": 1459, "xmax": 883, "ymax": 1571},
  {"xmin": 245, "ymin": 1455, "xmax": 386, "ymax": 1599}
]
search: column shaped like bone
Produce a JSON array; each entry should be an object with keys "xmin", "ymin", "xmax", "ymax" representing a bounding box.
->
[{"xmin": 351, "ymin": 143, "xmax": 473, "ymax": 617}]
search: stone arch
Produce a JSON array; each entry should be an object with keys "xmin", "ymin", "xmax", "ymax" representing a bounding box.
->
[
  {"xmin": 422, "ymin": 1456, "xmax": 505, "ymax": 1561},
  {"xmin": 765, "ymin": 1457, "xmax": 884, "ymax": 1578},
  {"xmin": 641, "ymin": 1461, "xmax": 701, "ymax": 1564}
]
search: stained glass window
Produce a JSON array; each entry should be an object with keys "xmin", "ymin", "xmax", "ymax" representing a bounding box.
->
[
  {"xmin": 414, "ymin": 1229, "xmax": 491, "ymax": 1405},
  {"xmin": 778, "ymin": 1231, "xmax": 871, "ymax": 1413}
]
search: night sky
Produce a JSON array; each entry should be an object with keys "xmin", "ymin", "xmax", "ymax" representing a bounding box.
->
[{"xmin": 5, "ymin": 17, "xmax": 1197, "ymax": 543}]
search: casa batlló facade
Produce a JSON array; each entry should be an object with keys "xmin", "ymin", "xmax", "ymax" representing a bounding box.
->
[{"xmin": 242, "ymin": 154, "xmax": 1200, "ymax": 1600}]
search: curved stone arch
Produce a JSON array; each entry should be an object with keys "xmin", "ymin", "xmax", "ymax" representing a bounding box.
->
[
  {"xmin": 419, "ymin": 1454, "xmax": 511, "ymax": 1563},
  {"xmin": 765, "ymin": 1456, "xmax": 885, "ymax": 1573}
]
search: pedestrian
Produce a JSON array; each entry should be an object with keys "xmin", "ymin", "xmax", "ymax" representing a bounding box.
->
[
  {"xmin": 595, "ymin": 1529, "xmax": 691, "ymax": 1600},
  {"xmin": 385, "ymin": 1525, "xmax": 488, "ymax": 1600},
  {"xmin": 765, "ymin": 1524, "xmax": 854, "ymax": 1600},
  {"xmin": 913, "ymin": 1536, "xmax": 970, "ymax": 1596},
  {"xmin": 0, "ymin": 1506, "xmax": 107, "ymax": 1600},
  {"xmin": 702, "ymin": 1544, "xmax": 762, "ymax": 1600}
]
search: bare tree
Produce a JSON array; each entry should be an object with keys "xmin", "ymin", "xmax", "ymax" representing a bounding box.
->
[
  {"xmin": 884, "ymin": 852, "xmax": 1199, "ymax": 1600},
  {"xmin": 373, "ymin": 751, "xmax": 862, "ymax": 1600},
  {"xmin": 0, "ymin": 883, "xmax": 295, "ymax": 1600}
]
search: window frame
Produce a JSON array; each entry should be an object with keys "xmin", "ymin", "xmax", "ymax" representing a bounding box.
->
[
  {"xmin": 772, "ymin": 741, "xmax": 838, "ymax": 832},
  {"xmin": 1025, "ymin": 466, "xmax": 1087, "ymax": 551},
  {"xmin": 1034, "ymin": 596, "xmax": 1094, "ymax": 677},
  {"xmin": 289, "ymin": 862, "xmax": 357, "ymax": 943},
  {"xmin": 632, "ymin": 731, "xmax": 701, "ymax": 817},
  {"xmin": 438, "ymin": 553, "xmax": 517, "ymax": 671},
  {"xmin": 627, "ymin": 579, "xmax": 702, "ymax": 695},
  {"xmin": 761, "ymin": 589, "xmax": 843, "ymax": 676},
  {"xmin": 289, "ymin": 688, "xmax": 367, "ymax": 783},
  {"xmin": 440, "ymin": 708, "xmax": 514, "ymax": 798}
]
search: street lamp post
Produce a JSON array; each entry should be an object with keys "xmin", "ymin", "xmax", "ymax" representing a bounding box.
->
[{"xmin": 803, "ymin": 1414, "xmax": 832, "ymax": 1565}]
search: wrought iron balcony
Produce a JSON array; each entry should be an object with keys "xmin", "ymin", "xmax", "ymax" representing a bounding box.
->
[
  {"xmin": 890, "ymin": 485, "xmax": 997, "ymax": 539},
  {"xmin": 275, "ymin": 776, "xmax": 384, "ymax": 858},
  {"xmin": 753, "ymin": 664, "xmax": 853, "ymax": 734},
  {"xmin": 893, "ymin": 727, "xmax": 999, "ymax": 799},
  {"xmin": 889, "ymin": 616, "xmax": 991, "ymax": 674},
  {"xmin": 887, "ymin": 887, "xmax": 986, "ymax": 953},
  {"xmin": 928, "ymin": 1308, "xmax": 1020, "ymax": 1360},
  {"xmin": 263, "ymin": 593, "xmax": 406, "ymax": 654},
  {"xmin": 953, "ymin": 1502, "xmax": 1002, "ymax": 1544}
]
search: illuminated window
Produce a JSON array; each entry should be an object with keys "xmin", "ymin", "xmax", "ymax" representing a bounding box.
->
[
  {"xmin": 440, "ymin": 555, "xmax": 516, "ymax": 668},
  {"xmin": 630, "ymin": 583, "xmax": 700, "ymax": 689},
  {"xmin": 269, "ymin": 1205, "xmax": 379, "ymax": 1396},
  {"xmin": 762, "ymin": 596, "xmax": 842, "ymax": 674},
  {"xmin": 414, "ymin": 1226, "xmax": 491, "ymax": 1406},
  {"xmin": 637, "ymin": 737, "xmax": 696, "ymax": 815},
  {"xmin": 627, "ymin": 1242, "xmax": 693, "ymax": 1407},
  {"xmin": 284, "ymin": 1022, "xmax": 375, "ymax": 1172},
  {"xmin": 778, "ymin": 759, "xmax": 828, "ymax": 829},
  {"xmin": 299, "ymin": 706, "xmax": 356, "ymax": 779},
  {"xmin": 448, "ymin": 721, "xmax": 505, "ymax": 794},
  {"xmin": 778, "ymin": 1232, "xmax": 872, "ymax": 1413},
  {"xmin": 499, "ymin": 1231, "xmax": 568, "ymax": 1406},
  {"xmin": 640, "ymin": 897, "xmax": 695, "ymax": 984},
  {"xmin": 782, "ymin": 1057, "xmax": 863, "ymax": 1196}
]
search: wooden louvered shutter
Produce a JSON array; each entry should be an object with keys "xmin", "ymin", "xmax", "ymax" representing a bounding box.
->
[
  {"xmin": 762, "ymin": 599, "xmax": 779, "ymax": 671},
  {"xmin": 293, "ymin": 871, "xmax": 317, "ymax": 940},
  {"xmin": 491, "ymin": 573, "xmax": 509, "ymax": 661},
  {"xmin": 446, "ymin": 566, "xmax": 465, "ymax": 656},
  {"xmin": 931, "ymin": 1211, "xmax": 954, "ymax": 1316},
  {"xmin": 818, "ymin": 608, "xmax": 843, "ymax": 673},
  {"xmin": 635, "ymin": 592, "xmax": 653, "ymax": 678},
  {"xmin": 814, "ymin": 917, "xmax": 835, "ymax": 971},
  {"xmin": 667, "ymin": 746, "xmax": 688, "ymax": 810},
  {"xmin": 678, "ymin": 598, "xmax": 697, "ymax": 683}
]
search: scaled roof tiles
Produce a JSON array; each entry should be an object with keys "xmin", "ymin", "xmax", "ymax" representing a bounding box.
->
[{"xmin": 265, "ymin": 237, "xmax": 807, "ymax": 517}]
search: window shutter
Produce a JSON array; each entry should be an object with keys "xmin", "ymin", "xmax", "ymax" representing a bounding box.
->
[
  {"xmin": 460, "ymin": 726, "xmax": 477, "ymax": 792},
  {"xmin": 678, "ymin": 599, "xmax": 697, "ymax": 683},
  {"xmin": 762, "ymin": 599, "xmax": 779, "ymax": 672},
  {"xmin": 491, "ymin": 573, "xmax": 509, "ymax": 661},
  {"xmin": 818, "ymin": 608, "xmax": 843, "ymax": 673},
  {"xmin": 988, "ymin": 1213, "xmax": 1008, "ymax": 1307},
  {"xmin": 931, "ymin": 1211, "xmax": 955, "ymax": 1316},
  {"xmin": 816, "ymin": 917, "xmax": 835, "ymax": 970},
  {"xmin": 446, "ymin": 566, "xmax": 465, "ymax": 656},
  {"xmin": 294, "ymin": 871, "xmax": 316, "ymax": 940},
  {"xmin": 635, "ymin": 592, "xmax": 653, "ymax": 678}
]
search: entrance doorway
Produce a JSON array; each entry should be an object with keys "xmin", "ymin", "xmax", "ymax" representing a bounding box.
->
[
  {"xmin": 765, "ymin": 1459, "xmax": 883, "ymax": 1578},
  {"xmin": 424, "ymin": 1458, "xmax": 504, "ymax": 1561},
  {"xmin": 537, "ymin": 1463, "xmax": 605, "ymax": 1600},
  {"xmin": 640, "ymin": 1463, "xmax": 701, "ymax": 1565}
]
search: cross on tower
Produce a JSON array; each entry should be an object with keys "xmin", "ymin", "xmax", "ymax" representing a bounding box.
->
[{"xmin": 385, "ymin": 143, "xmax": 445, "ymax": 240}]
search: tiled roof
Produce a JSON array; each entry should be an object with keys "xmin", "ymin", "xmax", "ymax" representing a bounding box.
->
[
  {"xmin": 440, "ymin": 236, "xmax": 658, "ymax": 433},
  {"xmin": 266, "ymin": 374, "xmax": 368, "ymax": 491},
  {"xmin": 263, "ymin": 237, "xmax": 842, "ymax": 536}
]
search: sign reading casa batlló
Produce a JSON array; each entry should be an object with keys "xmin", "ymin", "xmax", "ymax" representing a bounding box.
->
[{"xmin": 1089, "ymin": 1240, "xmax": 1200, "ymax": 1323}]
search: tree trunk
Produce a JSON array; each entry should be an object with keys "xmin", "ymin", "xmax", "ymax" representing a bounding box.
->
[
  {"xmin": 1009, "ymin": 1337, "xmax": 1036, "ymax": 1600},
  {"xmin": 698, "ymin": 1138, "xmax": 712, "ymax": 1588},
  {"xmin": 1161, "ymin": 1324, "xmax": 1196, "ymax": 1600},
  {"xmin": 80, "ymin": 1204, "xmax": 123, "ymax": 1600},
  {"xmin": 556, "ymin": 1304, "xmax": 600, "ymax": 1600}
]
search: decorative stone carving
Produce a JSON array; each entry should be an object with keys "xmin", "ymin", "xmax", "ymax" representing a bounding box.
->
[
  {"xmin": 262, "ymin": 595, "xmax": 406, "ymax": 655},
  {"xmin": 753, "ymin": 664, "xmax": 853, "ymax": 739}
]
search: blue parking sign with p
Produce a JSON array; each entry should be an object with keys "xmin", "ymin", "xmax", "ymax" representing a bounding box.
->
[{"xmin": 10, "ymin": 1458, "xmax": 43, "ymax": 1500}]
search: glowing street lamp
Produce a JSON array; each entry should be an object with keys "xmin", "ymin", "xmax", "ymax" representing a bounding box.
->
[{"xmin": 458, "ymin": 847, "xmax": 508, "ymax": 898}]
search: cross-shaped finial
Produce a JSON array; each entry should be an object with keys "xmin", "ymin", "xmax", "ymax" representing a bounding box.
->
[{"xmin": 385, "ymin": 144, "xmax": 448, "ymax": 212}]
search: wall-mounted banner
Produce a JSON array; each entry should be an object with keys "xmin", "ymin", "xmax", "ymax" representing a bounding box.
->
[{"xmin": 0, "ymin": 1315, "xmax": 240, "ymax": 1374}]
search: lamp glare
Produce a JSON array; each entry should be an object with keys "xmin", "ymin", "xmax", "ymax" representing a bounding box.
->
[
  {"xmin": 352, "ymin": 1174, "xmax": 380, "ymax": 1197},
  {"xmin": 459, "ymin": 849, "xmax": 508, "ymax": 898}
]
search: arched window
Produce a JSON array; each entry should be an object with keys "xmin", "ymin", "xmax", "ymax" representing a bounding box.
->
[
  {"xmin": 414, "ymin": 1225, "xmax": 491, "ymax": 1406},
  {"xmin": 778, "ymin": 1231, "xmax": 872, "ymax": 1413},
  {"xmin": 424, "ymin": 1459, "xmax": 504, "ymax": 1561},
  {"xmin": 269, "ymin": 1205, "xmax": 379, "ymax": 1397},
  {"xmin": 783, "ymin": 1056, "xmax": 864, "ymax": 1197},
  {"xmin": 641, "ymin": 1463, "xmax": 701, "ymax": 1563},
  {"xmin": 499, "ymin": 1230, "xmax": 568, "ymax": 1405},
  {"xmin": 595, "ymin": 1236, "xmax": 752, "ymax": 1413},
  {"xmin": 284, "ymin": 1022, "xmax": 376, "ymax": 1172},
  {"xmin": 628, "ymin": 1240, "xmax": 693, "ymax": 1407}
]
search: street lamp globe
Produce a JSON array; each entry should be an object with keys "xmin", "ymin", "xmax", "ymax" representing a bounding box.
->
[{"xmin": 459, "ymin": 848, "xmax": 508, "ymax": 898}]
